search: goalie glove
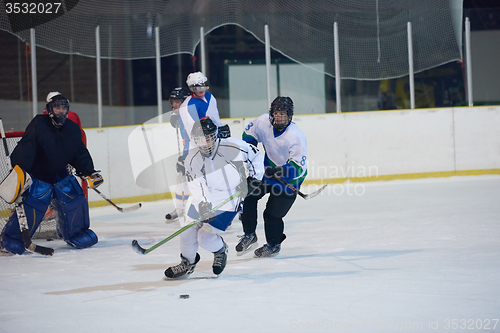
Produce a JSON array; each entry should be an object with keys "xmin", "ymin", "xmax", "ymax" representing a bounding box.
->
[
  {"xmin": 0, "ymin": 165, "xmax": 32, "ymax": 204},
  {"xmin": 84, "ymin": 171, "xmax": 103, "ymax": 189},
  {"xmin": 198, "ymin": 201, "xmax": 215, "ymax": 223}
]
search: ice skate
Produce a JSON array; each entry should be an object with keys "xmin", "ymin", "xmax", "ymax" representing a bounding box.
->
[
  {"xmin": 235, "ymin": 233, "xmax": 257, "ymax": 256},
  {"xmin": 164, "ymin": 253, "xmax": 200, "ymax": 279},
  {"xmin": 254, "ymin": 243, "xmax": 281, "ymax": 258},
  {"xmin": 212, "ymin": 239, "xmax": 228, "ymax": 275}
]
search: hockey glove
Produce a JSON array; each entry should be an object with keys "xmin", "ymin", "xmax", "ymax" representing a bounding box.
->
[
  {"xmin": 84, "ymin": 171, "xmax": 103, "ymax": 189},
  {"xmin": 198, "ymin": 201, "xmax": 215, "ymax": 223},
  {"xmin": 170, "ymin": 112, "xmax": 179, "ymax": 128},
  {"xmin": 176, "ymin": 156, "xmax": 186, "ymax": 176},
  {"xmin": 264, "ymin": 166, "xmax": 286, "ymax": 179},
  {"xmin": 218, "ymin": 124, "xmax": 231, "ymax": 138}
]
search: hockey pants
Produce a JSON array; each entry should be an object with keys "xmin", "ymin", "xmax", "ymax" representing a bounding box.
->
[
  {"xmin": 0, "ymin": 176, "xmax": 97, "ymax": 254},
  {"xmin": 241, "ymin": 181, "xmax": 297, "ymax": 246}
]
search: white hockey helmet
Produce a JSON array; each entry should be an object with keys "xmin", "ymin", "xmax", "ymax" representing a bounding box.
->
[{"xmin": 186, "ymin": 72, "xmax": 209, "ymax": 92}]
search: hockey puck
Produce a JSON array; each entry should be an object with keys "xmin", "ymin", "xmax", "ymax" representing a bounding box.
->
[
  {"xmin": 165, "ymin": 214, "xmax": 172, "ymax": 219},
  {"xmin": 179, "ymin": 294, "xmax": 190, "ymax": 299}
]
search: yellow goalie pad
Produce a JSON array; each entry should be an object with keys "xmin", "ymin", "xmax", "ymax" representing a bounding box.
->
[{"xmin": 0, "ymin": 165, "xmax": 32, "ymax": 204}]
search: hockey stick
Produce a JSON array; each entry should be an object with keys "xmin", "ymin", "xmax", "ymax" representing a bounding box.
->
[
  {"xmin": 132, "ymin": 190, "xmax": 242, "ymax": 255},
  {"xmin": 91, "ymin": 187, "xmax": 142, "ymax": 213},
  {"xmin": 0, "ymin": 118, "xmax": 54, "ymax": 256},
  {"xmin": 274, "ymin": 175, "xmax": 328, "ymax": 200},
  {"xmin": 68, "ymin": 166, "xmax": 142, "ymax": 213}
]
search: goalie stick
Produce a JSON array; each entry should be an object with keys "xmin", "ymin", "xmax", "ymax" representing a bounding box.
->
[
  {"xmin": 0, "ymin": 118, "xmax": 54, "ymax": 256},
  {"xmin": 132, "ymin": 190, "xmax": 242, "ymax": 255},
  {"xmin": 274, "ymin": 175, "xmax": 328, "ymax": 200},
  {"xmin": 91, "ymin": 187, "xmax": 142, "ymax": 213},
  {"xmin": 68, "ymin": 166, "xmax": 142, "ymax": 213}
]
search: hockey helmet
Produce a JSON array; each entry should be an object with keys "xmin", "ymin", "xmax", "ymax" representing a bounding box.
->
[
  {"xmin": 46, "ymin": 92, "xmax": 70, "ymax": 128},
  {"xmin": 191, "ymin": 117, "xmax": 218, "ymax": 157},
  {"xmin": 186, "ymin": 72, "xmax": 209, "ymax": 92},
  {"xmin": 170, "ymin": 87, "xmax": 190, "ymax": 101},
  {"xmin": 269, "ymin": 96, "xmax": 293, "ymax": 131}
]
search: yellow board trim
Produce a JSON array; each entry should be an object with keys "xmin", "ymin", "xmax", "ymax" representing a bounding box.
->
[{"xmin": 87, "ymin": 169, "xmax": 500, "ymax": 208}]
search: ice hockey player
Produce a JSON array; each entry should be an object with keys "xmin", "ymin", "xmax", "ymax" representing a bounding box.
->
[
  {"xmin": 164, "ymin": 117, "xmax": 264, "ymax": 278},
  {"xmin": 165, "ymin": 87, "xmax": 191, "ymax": 223},
  {"xmin": 236, "ymin": 96, "xmax": 307, "ymax": 258},
  {"xmin": 0, "ymin": 92, "xmax": 103, "ymax": 255},
  {"xmin": 174, "ymin": 72, "xmax": 232, "ymax": 193}
]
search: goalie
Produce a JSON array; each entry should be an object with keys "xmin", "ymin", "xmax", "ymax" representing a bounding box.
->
[{"xmin": 0, "ymin": 92, "xmax": 103, "ymax": 255}]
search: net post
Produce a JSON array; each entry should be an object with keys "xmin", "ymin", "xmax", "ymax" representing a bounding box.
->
[
  {"xmin": 334, "ymin": 22, "xmax": 341, "ymax": 113},
  {"xmin": 407, "ymin": 22, "xmax": 415, "ymax": 109},
  {"xmin": 30, "ymin": 29, "xmax": 38, "ymax": 118},
  {"xmin": 265, "ymin": 24, "xmax": 271, "ymax": 107},
  {"xmin": 200, "ymin": 27, "xmax": 206, "ymax": 75},
  {"xmin": 95, "ymin": 26, "xmax": 103, "ymax": 127},
  {"xmin": 155, "ymin": 26, "xmax": 163, "ymax": 123},
  {"xmin": 465, "ymin": 17, "xmax": 473, "ymax": 107}
]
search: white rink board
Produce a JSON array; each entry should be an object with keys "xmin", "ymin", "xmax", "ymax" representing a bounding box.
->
[{"xmin": 84, "ymin": 106, "xmax": 500, "ymax": 203}]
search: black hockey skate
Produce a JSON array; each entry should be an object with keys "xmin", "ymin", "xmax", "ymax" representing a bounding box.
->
[
  {"xmin": 254, "ymin": 243, "xmax": 281, "ymax": 258},
  {"xmin": 212, "ymin": 240, "xmax": 228, "ymax": 275},
  {"xmin": 235, "ymin": 233, "xmax": 257, "ymax": 255},
  {"xmin": 165, "ymin": 253, "xmax": 200, "ymax": 279},
  {"xmin": 165, "ymin": 209, "xmax": 179, "ymax": 223}
]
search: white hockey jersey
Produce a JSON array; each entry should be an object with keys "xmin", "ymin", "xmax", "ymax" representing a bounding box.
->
[
  {"xmin": 184, "ymin": 137, "xmax": 264, "ymax": 213},
  {"xmin": 178, "ymin": 92, "xmax": 222, "ymax": 157},
  {"xmin": 242, "ymin": 113, "xmax": 307, "ymax": 192}
]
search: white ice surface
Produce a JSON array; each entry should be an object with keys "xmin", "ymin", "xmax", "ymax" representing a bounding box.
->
[{"xmin": 1, "ymin": 175, "xmax": 500, "ymax": 333}]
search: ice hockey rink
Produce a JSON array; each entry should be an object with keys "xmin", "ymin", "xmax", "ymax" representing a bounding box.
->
[{"xmin": 1, "ymin": 175, "xmax": 499, "ymax": 333}]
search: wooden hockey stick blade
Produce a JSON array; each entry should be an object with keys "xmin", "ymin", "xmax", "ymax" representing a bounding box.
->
[
  {"xmin": 92, "ymin": 187, "xmax": 142, "ymax": 213},
  {"xmin": 274, "ymin": 176, "xmax": 328, "ymax": 200},
  {"xmin": 132, "ymin": 190, "xmax": 242, "ymax": 255}
]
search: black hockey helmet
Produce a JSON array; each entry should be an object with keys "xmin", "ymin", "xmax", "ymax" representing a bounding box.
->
[
  {"xmin": 269, "ymin": 96, "xmax": 293, "ymax": 131},
  {"xmin": 170, "ymin": 87, "xmax": 190, "ymax": 102},
  {"xmin": 191, "ymin": 117, "xmax": 218, "ymax": 157},
  {"xmin": 46, "ymin": 92, "xmax": 70, "ymax": 128}
]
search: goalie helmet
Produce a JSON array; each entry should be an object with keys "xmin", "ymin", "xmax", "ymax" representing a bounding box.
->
[
  {"xmin": 186, "ymin": 72, "xmax": 209, "ymax": 92},
  {"xmin": 191, "ymin": 117, "xmax": 218, "ymax": 157},
  {"xmin": 170, "ymin": 87, "xmax": 190, "ymax": 102},
  {"xmin": 269, "ymin": 96, "xmax": 294, "ymax": 131},
  {"xmin": 46, "ymin": 92, "xmax": 70, "ymax": 128}
]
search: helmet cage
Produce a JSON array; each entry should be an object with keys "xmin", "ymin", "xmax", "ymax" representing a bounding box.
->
[
  {"xmin": 191, "ymin": 117, "xmax": 218, "ymax": 157},
  {"xmin": 46, "ymin": 95, "xmax": 70, "ymax": 128}
]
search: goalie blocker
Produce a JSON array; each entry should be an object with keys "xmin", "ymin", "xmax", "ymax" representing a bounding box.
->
[{"xmin": 0, "ymin": 165, "xmax": 32, "ymax": 204}]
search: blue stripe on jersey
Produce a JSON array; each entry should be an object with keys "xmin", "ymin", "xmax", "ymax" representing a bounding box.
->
[{"xmin": 187, "ymin": 92, "xmax": 212, "ymax": 120}]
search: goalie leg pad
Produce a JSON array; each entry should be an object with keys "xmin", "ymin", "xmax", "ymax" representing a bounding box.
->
[
  {"xmin": 0, "ymin": 165, "xmax": 32, "ymax": 204},
  {"xmin": 53, "ymin": 176, "xmax": 98, "ymax": 249},
  {"xmin": 0, "ymin": 178, "xmax": 53, "ymax": 254}
]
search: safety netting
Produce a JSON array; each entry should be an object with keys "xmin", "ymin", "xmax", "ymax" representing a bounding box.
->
[{"xmin": 0, "ymin": 0, "xmax": 463, "ymax": 80}]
